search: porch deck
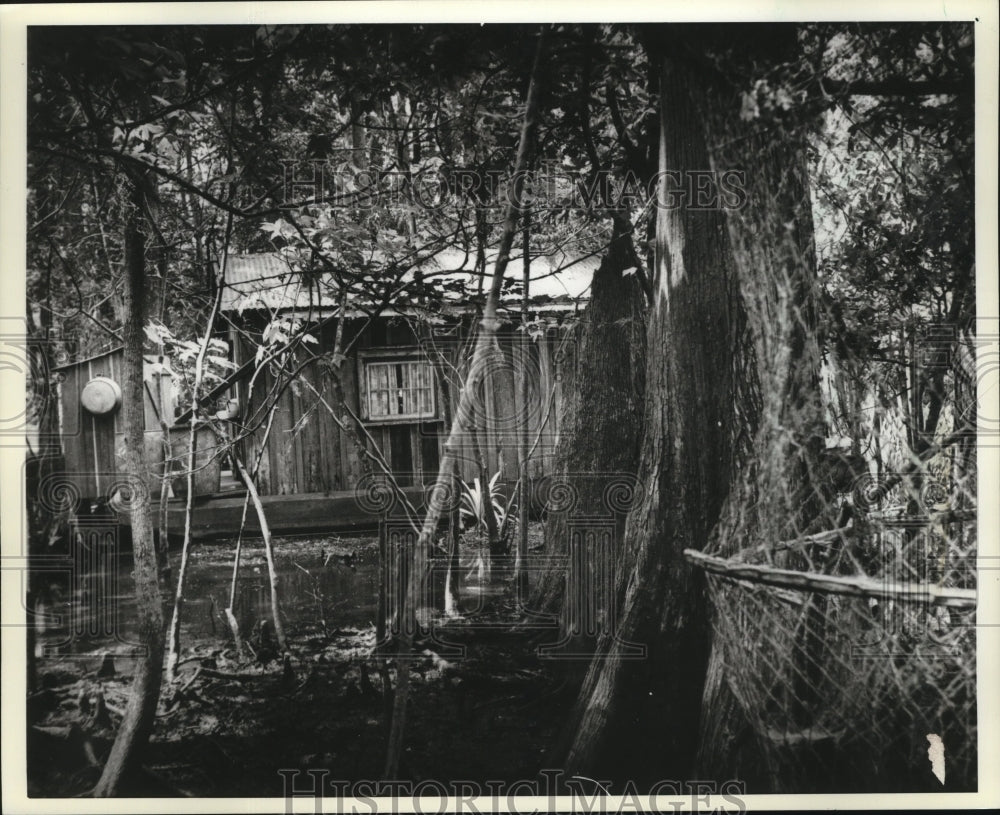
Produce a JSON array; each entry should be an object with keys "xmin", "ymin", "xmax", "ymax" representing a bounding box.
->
[{"xmin": 160, "ymin": 486, "xmax": 429, "ymax": 540}]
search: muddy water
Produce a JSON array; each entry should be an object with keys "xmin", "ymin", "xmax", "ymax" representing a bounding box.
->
[{"xmin": 33, "ymin": 536, "xmax": 379, "ymax": 662}]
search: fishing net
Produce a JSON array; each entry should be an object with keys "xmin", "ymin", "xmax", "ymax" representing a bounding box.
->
[
  {"xmin": 696, "ymin": 455, "xmax": 976, "ymax": 792},
  {"xmin": 678, "ymin": 35, "xmax": 979, "ymax": 791}
]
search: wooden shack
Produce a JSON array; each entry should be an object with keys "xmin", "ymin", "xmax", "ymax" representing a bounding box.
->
[
  {"xmin": 52, "ymin": 249, "xmax": 593, "ymax": 536},
  {"xmin": 221, "ymin": 250, "xmax": 591, "ymax": 501}
]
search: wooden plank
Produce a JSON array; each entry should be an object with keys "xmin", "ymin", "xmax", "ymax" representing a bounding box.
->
[
  {"xmin": 245, "ymin": 366, "xmax": 270, "ymax": 492},
  {"xmin": 264, "ymin": 367, "xmax": 289, "ymax": 495},
  {"xmin": 339, "ymin": 349, "xmax": 364, "ymax": 488},
  {"xmin": 259, "ymin": 370, "xmax": 280, "ymax": 495},
  {"xmin": 300, "ymin": 370, "xmax": 318, "ymax": 492},
  {"xmin": 107, "ymin": 349, "xmax": 121, "ymax": 435},
  {"xmin": 301, "ymin": 363, "xmax": 325, "ymax": 492},
  {"xmin": 527, "ymin": 339, "xmax": 547, "ymax": 480},
  {"xmin": 541, "ymin": 328, "xmax": 563, "ymax": 477},
  {"xmin": 272, "ymin": 378, "xmax": 293, "ymax": 495},
  {"xmin": 313, "ymin": 317, "xmax": 335, "ymax": 493},
  {"xmin": 493, "ymin": 331, "xmax": 519, "ymax": 483},
  {"xmin": 287, "ymin": 373, "xmax": 305, "ymax": 493},
  {"xmin": 154, "ymin": 487, "xmax": 435, "ymax": 539},
  {"xmin": 312, "ymin": 364, "xmax": 334, "ymax": 494},
  {"xmin": 87, "ymin": 358, "xmax": 116, "ymax": 496},
  {"xmin": 410, "ymin": 424, "xmax": 423, "ymax": 483},
  {"xmin": 481, "ymin": 350, "xmax": 498, "ymax": 479},
  {"xmin": 513, "ymin": 332, "xmax": 538, "ymax": 481},
  {"xmin": 319, "ymin": 371, "xmax": 342, "ymax": 492},
  {"xmin": 419, "ymin": 422, "xmax": 441, "ymax": 484},
  {"xmin": 58, "ymin": 364, "xmax": 97, "ymax": 499},
  {"xmin": 389, "ymin": 424, "xmax": 413, "ymax": 486},
  {"xmin": 541, "ymin": 331, "xmax": 558, "ymax": 478}
]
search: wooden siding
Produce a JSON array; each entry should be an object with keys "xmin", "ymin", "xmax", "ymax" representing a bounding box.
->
[
  {"xmin": 56, "ymin": 315, "xmax": 580, "ymax": 504},
  {"xmin": 56, "ymin": 349, "xmax": 173, "ymax": 500},
  {"xmin": 235, "ymin": 316, "xmax": 579, "ymax": 497}
]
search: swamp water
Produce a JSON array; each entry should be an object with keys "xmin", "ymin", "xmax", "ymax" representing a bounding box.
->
[{"xmin": 32, "ymin": 536, "xmax": 379, "ymax": 666}]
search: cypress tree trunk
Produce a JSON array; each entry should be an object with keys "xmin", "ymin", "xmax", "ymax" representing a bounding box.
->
[
  {"xmin": 531, "ymin": 218, "xmax": 646, "ymax": 660},
  {"xmin": 93, "ymin": 179, "xmax": 165, "ymax": 796},
  {"xmin": 553, "ymin": 26, "xmax": 825, "ymax": 785},
  {"xmin": 554, "ymin": 49, "xmax": 743, "ymax": 782}
]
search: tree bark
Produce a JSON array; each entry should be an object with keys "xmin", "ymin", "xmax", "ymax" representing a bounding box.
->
[
  {"xmin": 531, "ymin": 217, "xmax": 647, "ymax": 658},
  {"xmin": 93, "ymin": 179, "xmax": 165, "ymax": 797},
  {"xmin": 553, "ymin": 26, "xmax": 825, "ymax": 785},
  {"xmin": 554, "ymin": 51, "xmax": 740, "ymax": 781}
]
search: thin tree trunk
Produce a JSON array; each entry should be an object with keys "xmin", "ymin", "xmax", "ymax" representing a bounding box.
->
[
  {"xmin": 225, "ymin": 532, "xmax": 247, "ymax": 658},
  {"xmin": 164, "ymin": 426, "xmax": 195, "ymax": 682},
  {"xmin": 382, "ymin": 29, "xmax": 548, "ymax": 780},
  {"xmin": 435, "ymin": 358, "xmax": 463, "ymax": 615},
  {"xmin": 515, "ymin": 207, "xmax": 531, "ymax": 599},
  {"xmin": 165, "ymin": 249, "xmax": 225, "ymax": 683},
  {"xmin": 530, "ymin": 31, "xmax": 650, "ymax": 648},
  {"xmin": 445, "ymin": 486, "xmax": 462, "ymax": 614},
  {"xmin": 93, "ymin": 179, "xmax": 164, "ymax": 797},
  {"xmin": 231, "ymin": 452, "xmax": 287, "ymax": 652},
  {"xmin": 148, "ymin": 365, "xmax": 173, "ymax": 589},
  {"xmin": 156, "ymin": 424, "xmax": 172, "ymax": 588},
  {"xmin": 225, "ymin": 384, "xmax": 279, "ymax": 656}
]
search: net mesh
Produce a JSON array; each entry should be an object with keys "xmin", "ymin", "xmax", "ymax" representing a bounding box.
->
[
  {"xmin": 700, "ymin": 458, "xmax": 976, "ymax": 791},
  {"xmin": 681, "ymin": 42, "xmax": 979, "ymax": 792}
]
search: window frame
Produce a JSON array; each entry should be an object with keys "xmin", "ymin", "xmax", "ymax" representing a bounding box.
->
[{"xmin": 357, "ymin": 347, "xmax": 440, "ymax": 424}]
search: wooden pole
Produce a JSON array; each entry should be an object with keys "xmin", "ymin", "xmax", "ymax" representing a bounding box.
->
[{"xmin": 683, "ymin": 548, "xmax": 976, "ymax": 608}]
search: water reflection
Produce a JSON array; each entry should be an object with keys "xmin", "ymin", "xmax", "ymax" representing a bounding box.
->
[{"xmin": 33, "ymin": 540, "xmax": 378, "ymax": 659}]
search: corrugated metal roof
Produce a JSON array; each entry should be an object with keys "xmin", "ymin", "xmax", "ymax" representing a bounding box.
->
[
  {"xmin": 220, "ymin": 249, "xmax": 598, "ymax": 314},
  {"xmin": 52, "ymin": 346, "xmax": 163, "ymax": 371}
]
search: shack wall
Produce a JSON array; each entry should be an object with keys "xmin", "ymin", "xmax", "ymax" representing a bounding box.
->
[
  {"xmin": 56, "ymin": 349, "xmax": 172, "ymax": 500},
  {"xmin": 56, "ymin": 314, "xmax": 580, "ymax": 504},
  {"xmin": 233, "ymin": 315, "xmax": 579, "ymax": 498}
]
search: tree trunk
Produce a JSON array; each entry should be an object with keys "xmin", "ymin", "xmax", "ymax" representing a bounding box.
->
[
  {"xmin": 531, "ymin": 217, "xmax": 647, "ymax": 662},
  {"xmin": 475, "ymin": 429, "xmax": 501, "ymax": 565},
  {"xmin": 164, "ymin": 421, "xmax": 197, "ymax": 682},
  {"xmin": 515, "ymin": 213, "xmax": 532, "ymax": 600},
  {"xmin": 93, "ymin": 179, "xmax": 165, "ymax": 797},
  {"xmin": 166, "ymin": 262, "xmax": 224, "ymax": 681},
  {"xmin": 436, "ymin": 361, "xmax": 462, "ymax": 615},
  {"xmin": 553, "ymin": 27, "xmax": 825, "ymax": 785},
  {"xmin": 232, "ymin": 452, "xmax": 287, "ymax": 652}
]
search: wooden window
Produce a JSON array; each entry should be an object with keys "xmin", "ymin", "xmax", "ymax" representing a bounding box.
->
[{"xmin": 363, "ymin": 358, "xmax": 436, "ymax": 422}]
